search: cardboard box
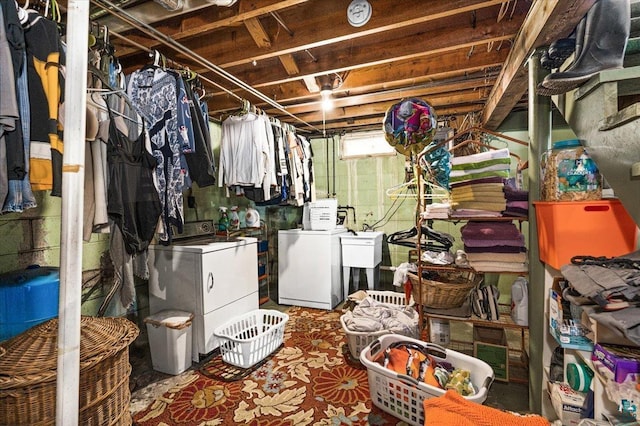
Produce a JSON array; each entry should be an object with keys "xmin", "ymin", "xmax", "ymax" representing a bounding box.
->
[
  {"xmin": 474, "ymin": 326, "xmax": 507, "ymax": 346},
  {"xmin": 473, "ymin": 326, "xmax": 508, "ymax": 382},
  {"xmin": 549, "ymin": 382, "xmax": 586, "ymax": 425},
  {"xmin": 592, "ymin": 343, "xmax": 640, "ymax": 383}
]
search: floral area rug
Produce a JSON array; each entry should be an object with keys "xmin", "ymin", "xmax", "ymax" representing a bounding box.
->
[{"xmin": 133, "ymin": 306, "xmax": 404, "ymax": 426}]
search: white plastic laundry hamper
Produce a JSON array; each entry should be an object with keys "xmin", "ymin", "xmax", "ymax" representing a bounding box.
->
[{"xmin": 144, "ymin": 309, "xmax": 194, "ymax": 375}]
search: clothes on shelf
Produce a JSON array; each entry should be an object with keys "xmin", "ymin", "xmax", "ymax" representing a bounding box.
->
[
  {"xmin": 450, "ymin": 148, "xmax": 509, "ymax": 215},
  {"xmin": 562, "ymin": 251, "xmax": 640, "ymax": 345}
]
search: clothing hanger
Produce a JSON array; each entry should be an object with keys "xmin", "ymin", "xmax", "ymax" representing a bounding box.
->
[
  {"xmin": 386, "ymin": 226, "xmax": 453, "ymax": 252},
  {"xmin": 15, "ymin": 0, "xmax": 28, "ymax": 23},
  {"xmin": 385, "ymin": 177, "xmax": 449, "ymax": 200},
  {"xmin": 419, "ymin": 125, "xmax": 528, "ymax": 160},
  {"xmin": 448, "ymin": 139, "xmax": 523, "ymax": 169}
]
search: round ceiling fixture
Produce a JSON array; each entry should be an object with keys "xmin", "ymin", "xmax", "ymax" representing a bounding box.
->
[{"xmin": 347, "ymin": 0, "xmax": 372, "ymax": 27}]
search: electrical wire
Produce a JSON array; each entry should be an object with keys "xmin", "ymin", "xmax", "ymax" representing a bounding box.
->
[{"xmin": 366, "ymin": 190, "xmax": 412, "ymax": 231}]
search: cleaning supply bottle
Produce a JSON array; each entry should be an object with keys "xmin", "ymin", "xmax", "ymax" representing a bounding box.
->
[
  {"xmin": 245, "ymin": 206, "xmax": 260, "ymax": 228},
  {"xmin": 218, "ymin": 207, "xmax": 229, "ymax": 232},
  {"xmin": 510, "ymin": 277, "xmax": 529, "ymax": 326},
  {"xmin": 229, "ymin": 206, "xmax": 240, "ymax": 230}
]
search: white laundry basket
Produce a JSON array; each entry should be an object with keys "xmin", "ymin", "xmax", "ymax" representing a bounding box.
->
[
  {"xmin": 341, "ymin": 290, "xmax": 417, "ymax": 359},
  {"xmin": 360, "ymin": 334, "xmax": 494, "ymax": 426},
  {"xmin": 213, "ymin": 309, "xmax": 288, "ymax": 369}
]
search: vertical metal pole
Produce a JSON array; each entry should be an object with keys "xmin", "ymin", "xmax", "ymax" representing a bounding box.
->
[
  {"xmin": 56, "ymin": 0, "xmax": 89, "ymax": 424},
  {"xmin": 527, "ymin": 48, "xmax": 551, "ymax": 414}
]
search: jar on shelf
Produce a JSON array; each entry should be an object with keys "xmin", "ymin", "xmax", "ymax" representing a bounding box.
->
[{"xmin": 540, "ymin": 139, "xmax": 602, "ymax": 201}]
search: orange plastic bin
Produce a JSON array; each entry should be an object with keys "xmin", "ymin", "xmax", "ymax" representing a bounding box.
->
[{"xmin": 533, "ymin": 200, "xmax": 638, "ymax": 270}]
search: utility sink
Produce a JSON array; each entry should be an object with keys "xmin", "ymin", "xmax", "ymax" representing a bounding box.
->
[{"xmin": 339, "ymin": 231, "xmax": 383, "ymax": 268}]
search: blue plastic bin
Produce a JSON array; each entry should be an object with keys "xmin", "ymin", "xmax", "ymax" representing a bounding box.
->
[{"xmin": 0, "ymin": 266, "xmax": 60, "ymax": 342}]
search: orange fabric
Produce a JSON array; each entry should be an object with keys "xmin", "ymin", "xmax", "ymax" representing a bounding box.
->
[
  {"xmin": 423, "ymin": 390, "xmax": 550, "ymax": 426},
  {"xmin": 404, "ymin": 277, "xmax": 413, "ymax": 303},
  {"xmin": 376, "ymin": 347, "xmax": 440, "ymax": 388}
]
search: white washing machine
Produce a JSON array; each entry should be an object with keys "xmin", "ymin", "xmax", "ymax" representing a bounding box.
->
[{"xmin": 278, "ymin": 228, "xmax": 347, "ymax": 310}]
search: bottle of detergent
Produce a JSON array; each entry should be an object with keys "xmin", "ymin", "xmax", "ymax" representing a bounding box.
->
[
  {"xmin": 229, "ymin": 206, "xmax": 240, "ymax": 230},
  {"xmin": 510, "ymin": 276, "xmax": 529, "ymax": 326},
  {"xmin": 245, "ymin": 206, "xmax": 261, "ymax": 228},
  {"xmin": 218, "ymin": 207, "xmax": 229, "ymax": 232}
]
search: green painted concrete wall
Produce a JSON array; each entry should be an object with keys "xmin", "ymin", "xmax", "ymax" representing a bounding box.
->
[{"xmin": 2, "ymin": 119, "xmax": 567, "ymax": 322}]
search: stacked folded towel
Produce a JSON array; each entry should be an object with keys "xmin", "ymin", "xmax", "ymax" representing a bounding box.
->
[
  {"xmin": 461, "ymin": 221, "xmax": 528, "ymax": 273},
  {"xmin": 503, "ymin": 182, "xmax": 529, "ymax": 218},
  {"xmin": 449, "ymin": 149, "xmax": 511, "ymax": 217}
]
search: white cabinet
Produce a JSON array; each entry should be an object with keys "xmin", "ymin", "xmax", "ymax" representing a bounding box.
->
[
  {"xmin": 148, "ymin": 237, "xmax": 259, "ymax": 361},
  {"xmin": 278, "ymin": 228, "xmax": 347, "ymax": 310}
]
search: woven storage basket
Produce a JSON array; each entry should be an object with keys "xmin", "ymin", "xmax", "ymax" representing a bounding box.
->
[
  {"xmin": 0, "ymin": 316, "xmax": 139, "ymax": 426},
  {"xmin": 408, "ymin": 268, "xmax": 482, "ymax": 309}
]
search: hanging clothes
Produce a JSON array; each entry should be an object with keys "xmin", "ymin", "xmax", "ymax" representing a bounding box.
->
[
  {"xmin": 167, "ymin": 69, "xmax": 193, "ymax": 189},
  {"xmin": 243, "ymin": 116, "xmax": 289, "ymax": 206},
  {"xmin": 23, "ymin": 9, "xmax": 63, "ymax": 196},
  {"xmin": 182, "ymin": 78, "xmax": 216, "ymax": 187},
  {"xmin": 127, "ymin": 65, "xmax": 185, "ymax": 244},
  {"xmin": 1, "ymin": 0, "xmax": 37, "ymax": 213},
  {"xmin": 218, "ymin": 111, "xmax": 269, "ymax": 193},
  {"xmin": 105, "ymin": 101, "xmax": 161, "ymax": 255},
  {"xmin": 0, "ymin": 4, "xmax": 18, "ymax": 208}
]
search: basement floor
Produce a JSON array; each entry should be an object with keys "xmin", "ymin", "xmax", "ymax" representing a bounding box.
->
[{"xmin": 128, "ymin": 299, "xmax": 532, "ymax": 420}]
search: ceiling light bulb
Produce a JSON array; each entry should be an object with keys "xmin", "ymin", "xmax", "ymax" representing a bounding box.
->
[
  {"xmin": 320, "ymin": 84, "xmax": 333, "ymax": 99},
  {"xmin": 322, "ymin": 97, "xmax": 334, "ymax": 111}
]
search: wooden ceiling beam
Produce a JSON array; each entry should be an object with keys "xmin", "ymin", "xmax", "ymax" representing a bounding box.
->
[
  {"xmin": 244, "ymin": 17, "xmax": 271, "ymax": 48},
  {"xmin": 482, "ymin": 0, "xmax": 597, "ymax": 129},
  {"xmin": 205, "ymin": 46, "xmax": 508, "ymax": 112},
  {"xmin": 279, "ymin": 78, "xmax": 496, "ymax": 115},
  {"xmin": 301, "ymin": 104, "xmax": 484, "ymax": 133},
  {"xmin": 113, "ymin": 0, "xmax": 509, "ymax": 60},
  {"xmin": 218, "ymin": 12, "xmax": 522, "ymax": 87},
  {"xmin": 276, "ymin": 90, "xmax": 489, "ymax": 124}
]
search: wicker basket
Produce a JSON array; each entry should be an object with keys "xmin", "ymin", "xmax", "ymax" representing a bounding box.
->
[
  {"xmin": 407, "ymin": 268, "xmax": 482, "ymax": 309},
  {"xmin": 0, "ymin": 316, "xmax": 139, "ymax": 426}
]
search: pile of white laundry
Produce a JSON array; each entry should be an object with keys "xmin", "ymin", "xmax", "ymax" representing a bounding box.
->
[{"xmin": 341, "ymin": 296, "xmax": 419, "ymax": 338}]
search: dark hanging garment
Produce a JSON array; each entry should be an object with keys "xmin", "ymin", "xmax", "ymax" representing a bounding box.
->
[
  {"xmin": 1, "ymin": 0, "xmax": 25, "ymax": 181},
  {"xmin": 106, "ymin": 103, "xmax": 161, "ymax": 255},
  {"xmin": 182, "ymin": 82, "xmax": 216, "ymax": 187}
]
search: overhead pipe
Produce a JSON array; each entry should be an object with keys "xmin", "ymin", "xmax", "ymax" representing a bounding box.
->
[
  {"xmin": 92, "ymin": 0, "xmax": 320, "ymax": 132},
  {"xmin": 110, "ymin": 29, "xmax": 244, "ymax": 103}
]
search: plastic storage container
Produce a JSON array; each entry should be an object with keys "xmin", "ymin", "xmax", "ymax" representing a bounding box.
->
[
  {"xmin": 213, "ymin": 309, "xmax": 288, "ymax": 368},
  {"xmin": 145, "ymin": 309, "xmax": 194, "ymax": 375},
  {"xmin": 360, "ymin": 334, "xmax": 494, "ymax": 426},
  {"xmin": 540, "ymin": 139, "xmax": 601, "ymax": 201},
  {"xmin": 534, "ymin": 199, "xmax": 637, "ymax": 270},
  {"xmin": 0, "ymin": 266, "xmax": 60, "ymax": 342}
]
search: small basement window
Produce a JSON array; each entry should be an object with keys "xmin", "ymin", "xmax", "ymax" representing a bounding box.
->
[{"xmin": 340, "ymin": 130, "xmax": 396, "ymax": 159}]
